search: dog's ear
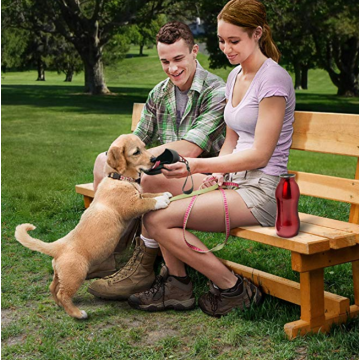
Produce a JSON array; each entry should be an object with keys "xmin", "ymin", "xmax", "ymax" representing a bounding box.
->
[{"xmin": 107, "ymin": 146, "xmax": 126, "ymax": 173}]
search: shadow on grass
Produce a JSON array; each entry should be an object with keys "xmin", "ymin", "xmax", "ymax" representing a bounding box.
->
[
  {"xmin": 3, "ymin": 83, "xmax": 359, "ymax": 115},
  {"xmin": 295, "ymin": 92, "xmax": 359, "ymax": 114},
  {"xmin": 1, "ymin": 84, "xmax": 153, "ymax": 115}
]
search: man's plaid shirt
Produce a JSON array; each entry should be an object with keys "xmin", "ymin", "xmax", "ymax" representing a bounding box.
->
[{"xmin": 133, "ymin": 61, "xmax": 226, "ymax": 157}]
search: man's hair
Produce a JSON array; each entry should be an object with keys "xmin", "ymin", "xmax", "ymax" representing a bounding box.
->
[{"xmin": 156, "ymin": 21, "xmax": 195, "ymax": 52}]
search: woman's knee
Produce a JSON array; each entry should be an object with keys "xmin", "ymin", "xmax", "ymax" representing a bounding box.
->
[{"xmin": 141, "ymin": 173, "xmax": 168, "ymax": 193}]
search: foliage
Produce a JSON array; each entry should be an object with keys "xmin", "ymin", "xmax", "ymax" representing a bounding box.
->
[
  {"xmin": 198, "ymin": 0, "xmax": 359, "ymax": 96},
  {"xmin": 304, "ymin": 0, "xmax": 359, "ymax": 96},
  {"xmin": 1, "ymin": 28, "xmax": 29, "ymax": 71},
  {"xmin": 129, "ymin": 14, "xmax": 167, "ymax": 55}
]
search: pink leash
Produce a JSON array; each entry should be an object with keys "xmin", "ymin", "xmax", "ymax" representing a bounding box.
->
[{"xmin": 181, "ymin": 181, "xmax": 239, "ymax": 253}]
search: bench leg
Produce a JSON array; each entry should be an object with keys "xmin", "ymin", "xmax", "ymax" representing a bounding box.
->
[
  {"xmin": 285, "ymin": 260, "xmax": 358, "ymax": 339},
  {"xmin": 83, "ymin": 195, "xmax": 93, "ymax": 208},
  {"xmin": 353, "ymin": 260, "xmax": 359, "ymax": 307}
]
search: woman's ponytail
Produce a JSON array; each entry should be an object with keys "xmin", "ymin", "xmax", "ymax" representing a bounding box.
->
[{"xmin": 259, "ymin": 23, "xmax": 280, "ymax": 63}]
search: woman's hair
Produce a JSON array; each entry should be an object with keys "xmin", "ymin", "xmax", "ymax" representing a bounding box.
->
[
  {"xmin": 218, "ymin": 0, "xmax": 280, "ymax": 62},
  {"xmin": 156, "ymin": 22, "xmax": 195, "ymax": 52}
]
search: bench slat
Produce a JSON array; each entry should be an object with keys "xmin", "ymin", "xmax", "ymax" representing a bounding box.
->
[
  {"xmin": 299, "ymin": 222, "xmax": 357, "ymax": 249},
  {"xmin": 75, "ymin": 183, "xmax": 94, "ymax": 197},
  {"xmin": 131, "ymin": 103, "xmax": 144, "ymax": 131},
  {"xmin": 299, "ymin": 213, "xmax": 359, "ymax": 236},
  {"xmin": 291, "ymin": 111, "xmax": 359, "ymax": 156},
  {"xmin": 230, "ymin": 226, "xmax": 330, "ymax": 254},
  {"xmin": 289, "ymin": 171, "xmax": 359, "ymax": 204}
]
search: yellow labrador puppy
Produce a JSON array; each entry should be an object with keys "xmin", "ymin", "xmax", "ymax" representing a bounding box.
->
[{"xmin": 15, "ymin": 134, "xmax": 172, "ymax": 319}]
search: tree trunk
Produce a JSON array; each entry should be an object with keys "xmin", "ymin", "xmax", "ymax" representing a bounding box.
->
[
  {"xmin": 64, "ymin": 70, "xmax": 73, "ymax": 82},
  {"xmin": 139, "ymin": 43, "xmax": 144, "ymax": 56},
  {"xmin": 301, "ymin": 66, "xmax": 308, "ymax": 90},
  {"xmin": 36, "ymin": 59, "xmax": 45, "ymax": 81},
  {"xmin": 82, "ymin": 57, "xmax": 110, "ymax": 95},
  {"xmin": 294, "ymin": 62, "xmax": 302, "ymax": 90},
  {"xmin": 336, "ymin": 74, "xmax": 359, "ymax": 97}
]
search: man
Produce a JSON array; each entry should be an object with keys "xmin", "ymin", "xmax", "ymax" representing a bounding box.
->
[{"xmin": 88, "ymin": 21, "xmax": 225, "ymax": 300}]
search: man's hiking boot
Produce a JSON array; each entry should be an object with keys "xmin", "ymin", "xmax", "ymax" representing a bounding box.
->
[
  {"xmin": 198, "ymin": 275, "xmax": 263, "ymax": 317},
  {"xmin": 86, "ymin": 254, "xmax": 118, "ymax": 280},
  {"xmin": 128, "ymin": 265, "xmax": 196, "ymax": 312},
  {"xmin": 87, "ymin": 237, "xmax": 158, "ymax": 300}
]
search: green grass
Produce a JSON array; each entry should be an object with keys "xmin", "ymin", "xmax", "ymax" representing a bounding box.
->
[{"xmin": 2, "ymin": 47, "xmax": 359, "ymax": 359}]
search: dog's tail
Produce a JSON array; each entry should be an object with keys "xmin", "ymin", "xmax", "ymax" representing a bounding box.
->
[{"xmin": 15, "ymin": 224, "xmax": 58, "ymax": 257}]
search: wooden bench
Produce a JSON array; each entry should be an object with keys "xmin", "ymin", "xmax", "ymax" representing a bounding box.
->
[{"xmin": 76, "ymin": 103, "xmax": 359, "ymax": 339}]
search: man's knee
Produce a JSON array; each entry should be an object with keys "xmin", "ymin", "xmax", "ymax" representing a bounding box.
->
[
  {"xmin": 93, "ymin": 152, "xmax": 107, "ymax": 191},
  {"xmin": 143, "ymin": 212, "xmax": 160, "ymax": 239}
]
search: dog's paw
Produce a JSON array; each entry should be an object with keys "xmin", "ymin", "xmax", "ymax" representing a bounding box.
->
[
  {"xmin": 80, "ymin": 310, "xmax": 88, "ymax": 320},
  {"xmin": 163, "ymin": 192, "xmax": 173, "ymax": 199},
  {"xmin": 154, "ymin": 195, "xmax": 171, "ymax": 209}
]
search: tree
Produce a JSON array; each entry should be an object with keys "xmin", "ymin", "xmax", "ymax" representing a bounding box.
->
[
  {"xmin": 1, "ymin": 28, "xmax": 30, "ymax": 72},
  {"xmin": 49, "ymin": 36, "xmax": 83, "ymax": 82},
  {"xmin": 305, "ymin": 0, "xmax": 359, "ymax": 96},
  {"xmin": 266, "ymin": 1, "xmax": 317, "ymax": 90},
  {"xmin": 3, "ymin": 0, "xmax": 175, "ymax": 95},
  {"xmin": 130, "ymin": 14, "xmax": 167, "ymax": 56}
]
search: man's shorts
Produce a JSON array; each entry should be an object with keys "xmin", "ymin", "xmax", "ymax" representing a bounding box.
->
[{"xmin": 226, "ymin": 170, "xmax": 280, "ymax": 227}]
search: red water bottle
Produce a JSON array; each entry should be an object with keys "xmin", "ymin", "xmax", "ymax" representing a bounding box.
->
[{"xmin": 275, "ymin": 173, "xmax": 300, "ymax": 238}]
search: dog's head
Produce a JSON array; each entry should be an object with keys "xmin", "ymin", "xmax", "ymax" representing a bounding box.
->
[{"xmin": 105, "ymin": 134, "xmax": 155, "ymax": 179}]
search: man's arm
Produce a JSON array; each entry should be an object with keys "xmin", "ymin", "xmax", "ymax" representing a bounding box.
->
[
  {"xmin": 181, "ymin": 86, "xmax": 226, "ymax": 156},
  {"xmin": 149, "ymin": 140, "xmax": 203, "ymax": 158}
]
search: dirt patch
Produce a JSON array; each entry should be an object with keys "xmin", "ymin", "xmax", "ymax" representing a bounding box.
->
[
  {"xmin": 1, "ymin": 308, "xmax": 16, "ymax": 327},
  {"xmin": 3, "ymin": 335, "xmax": 26, "ymax": 347},
  {"xmin": 144, "ymin": 329, "xmax": 179, "ymax": 345}
]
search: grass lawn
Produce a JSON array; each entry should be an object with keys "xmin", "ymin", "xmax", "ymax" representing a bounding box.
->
[{"xmin": 1, "ymin": 47, "xmax": 359, "ymax": 359}]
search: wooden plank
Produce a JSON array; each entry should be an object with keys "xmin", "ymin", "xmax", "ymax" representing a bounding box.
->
[
  {"xmin": 291, "ymin": 111, "xmax": 359, "ymax": 156},
  {"xmin": 131, "ymin": 103, "xmax": 144, "ymax": 131},
  {"xmin": 349, "ymin": 160, "xmax": 359, "ymax": 224},
  {"xmin": 300, "ymin": 269, "xmax": 325, "ymax": 326},
  {"xmin": 230, "ymin": 226, "xmax": 330, "ymax": 254},
  {"xmin": 288, "ymin": 171, "xmax": 359, "ymax": 204},
  {"xmin": 220, "ymin": 259, "xmax": 349, "ymax": 315},
  {"xmin": 291, "ymin": 245, "xmax": 359, "ymax": 272},
  {"xmin": 353, "ymin": 260, "xmax": 359, "ymax": 306},
  {"xmin": 299, "ymin": 213, "xmax": 359, "ymax": 236},
  {"xmin": 299, "ymin": 221, "xmax": 358, "ymax": 249},
  {"xmin": 75, "ymin": 183, "xmax": 94, "ymax": 198}
]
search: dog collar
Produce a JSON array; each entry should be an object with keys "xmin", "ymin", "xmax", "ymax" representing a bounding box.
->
[{"xmin": 108, "ymin": 173, "xmax": 138, "ymax": 183}]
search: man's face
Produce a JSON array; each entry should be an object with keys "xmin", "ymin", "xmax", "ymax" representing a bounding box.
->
[{"xmin": 157, "ymin": 38, "xmax": 199, "ymax": 91}]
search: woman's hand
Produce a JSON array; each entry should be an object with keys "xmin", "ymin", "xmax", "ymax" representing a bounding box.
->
[
  {"xmin": 161, "ymin": 158, "xmax": 196, "ymax": 179},
  {"xmin": 200, "ymin": 173, "xmax": 225, "ymax": 189}
]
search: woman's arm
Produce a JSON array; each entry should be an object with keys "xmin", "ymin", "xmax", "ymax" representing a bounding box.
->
[{"xmin": 163, "ymin": 96, "xmax": 286, "ymax": 177}]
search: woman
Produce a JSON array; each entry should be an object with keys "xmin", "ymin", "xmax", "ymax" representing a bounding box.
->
[{"xmin": 128, "ymin": 0, "xmax": 295, "ymax": 317}]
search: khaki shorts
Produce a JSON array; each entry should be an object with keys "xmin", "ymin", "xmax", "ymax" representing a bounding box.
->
[{"xmin": 226, "ymin": 170, "xmax": 280, "ymax": 227}]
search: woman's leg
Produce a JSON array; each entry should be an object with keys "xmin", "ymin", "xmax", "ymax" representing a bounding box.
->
[{"xmin": 144, "ymin": 188, "xmax": 259, "ymax": 289}]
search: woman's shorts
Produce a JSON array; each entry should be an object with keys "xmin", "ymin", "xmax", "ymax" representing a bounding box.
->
[{"xmin": 226, "ymin": 170, "xmax": 280, "ymax": 227}]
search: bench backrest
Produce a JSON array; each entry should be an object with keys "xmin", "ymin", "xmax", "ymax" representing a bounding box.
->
[{"xmin": 131, "ymin": 103, "xmax": 359, "ymax": 224}]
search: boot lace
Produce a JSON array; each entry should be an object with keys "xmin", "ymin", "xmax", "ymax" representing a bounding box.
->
[
  {"xmin": 106, "ymin": 246, "xmax": 142, "ymax": 284},
  {"xmin": 141, "ymin": 274, "xmax": 167, "ymax": 305},
  {"xmin": 204, "ymin": 290, "xmax": 222, "ymax": 313}
]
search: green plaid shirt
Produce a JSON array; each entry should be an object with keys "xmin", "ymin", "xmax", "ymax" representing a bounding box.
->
[{"xmin": 133, "ymin": 61, "xmax": 226, "ymax": 157}]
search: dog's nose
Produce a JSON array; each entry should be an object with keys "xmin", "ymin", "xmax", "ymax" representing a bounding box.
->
[{"xmin": 150, "ymin": 156, "xmax": 157, "ymax": 163}]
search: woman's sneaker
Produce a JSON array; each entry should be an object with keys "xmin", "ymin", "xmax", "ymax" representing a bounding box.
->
[
  {"xmin": 128, "ymin": 265, "xmax": 196, "ymax": 312},
  {"xmin": 198, "ymin": 275, "xmax": 263, "ymax": 317}
]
